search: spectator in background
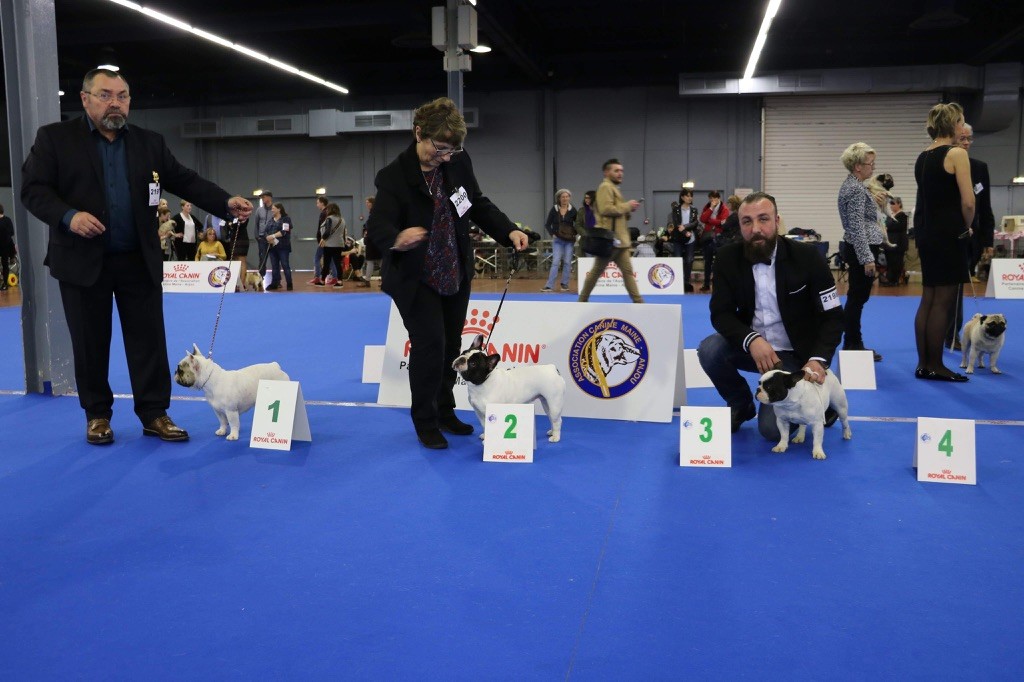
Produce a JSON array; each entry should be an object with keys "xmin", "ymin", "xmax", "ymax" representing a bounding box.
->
[
  {"xmin": 253, "ymin": 191, "xmax": 273, "ymax": 276},
  {"xmin": 266, "ymin": 202, "xmax": 293, "ymax": 291},
  {"xmin": 719, "ymin": 194, "xmax": 743, "ymax": 245},
  {"xmin": 157, "ymin": 207, "xmax": 175, "ymax": 260},
  {"xmin": 317, "ymin": 202, "xmax": 347, "ymax": 288},
  {"xmin": 309, "ymin": 195, "xmax": 337, "ymax": 286},
  {"xmin": 172, "ymin": 199, "xmax": 200, "ymax": 262},
  {"xmin": 0, "ymin": 204, "xmax": 15, "ymax": 291},
  {"xmin": 672, "ymin": 188, "xmax": 701, "ymax": 293},
  {"xmin": 359, "ymin": 196, "xmax": 380, "ymax": 287},
  {"xmin": 195, "ymin": 227, "xmax": 226, "ymax": 260},
  {"xmin": 913, "ymin": 102, "xmax": 974, "ymax": 381},
  {"xmin": 698, "ymin": 190, "xmax": 730, "ymax": 292},
  {"xmin": 541, "ymin": 188, "xmax": 577, "ymax": 292},
  {"xmin": 578, "ymin": 159, "xmax": 644, "ymax": 304},
  {"xmin": 837, "ymin": 142, "xmax": 883, "ymax": 361},
  {"xmin": 881, "ymin": 196, "xmax": 909, "ymax": 286},
  {"xmin": 573, "ymin": 190, "xmax": 596, "ymax": 258}
]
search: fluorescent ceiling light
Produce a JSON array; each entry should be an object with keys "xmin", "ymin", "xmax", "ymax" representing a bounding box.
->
[
  {"xmin": 470, "ymin": 45, "xmax": 491, "ymax": 54},
  {"xmin": 743, "ymin": 0, "xmax": 783, "ymax": 80},
  {"xmin": 97, "ymin": 63, "xmax": 120, "ymax": 72},
  {"xmin": 1012, "ymin": 176, "xmax": 1024, "ymax": 185},
  {"xmin": 681, "ymin": 180, "xmax": 695, "ymax": 189},
  {"xmin": 102, "ymin": 0, "xmax": 348, "ymax": 94}
]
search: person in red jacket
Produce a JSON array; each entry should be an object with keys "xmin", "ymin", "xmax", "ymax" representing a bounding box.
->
[{"xmin": 699, "ymin": 190, "xmax": 730, "ymax": 291}]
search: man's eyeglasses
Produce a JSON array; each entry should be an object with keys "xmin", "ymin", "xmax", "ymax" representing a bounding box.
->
[
  {"xmin": 85, "ymin": 91, "xmax": 131, "ymax": 104},
  {"xmin": 428, "ymin": 138, "xmax": 463, "ymax": 157}
]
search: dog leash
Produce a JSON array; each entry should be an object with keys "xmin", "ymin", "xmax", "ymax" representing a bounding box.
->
[
  {"xmin": 483, "ymin": 249, "xmax": 521, "ymax": 348},
  {"xmin": 207, "ymin": 221, "xmax": 241, "ymax": 359},
  {"xmin": 946, "ymin": 246, "xmax": 983, "ymax": 352}
]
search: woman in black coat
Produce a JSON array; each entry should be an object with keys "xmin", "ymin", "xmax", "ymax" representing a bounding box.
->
[{"xmin": 366, "ymin": 97, "xmax": 529, "ymax": 449}]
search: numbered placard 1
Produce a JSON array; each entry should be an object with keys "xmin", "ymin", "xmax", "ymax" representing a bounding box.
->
[
  {"xmin": 249, "ymin": 380, "xmax": 312, "ymax": 451},
  {"xmin": 914, "ymin": 416, "xmax": 976, "ymax": 485},
  {"xmin": 483, "ymin": 403, "xmax": 535, "ymax": 463},
  {"xmin": 678, "ymin": 406, "xmax": 731, "ymax": 467}
]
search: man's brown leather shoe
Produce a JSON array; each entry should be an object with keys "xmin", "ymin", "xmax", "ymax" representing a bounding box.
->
[
  {"xmin": 86, "ymin": 418, "xmax": 114, "ymax": 445},
  {"xmin": 142, "ymin": 415, "xmax": 189, "ymax": 442}
]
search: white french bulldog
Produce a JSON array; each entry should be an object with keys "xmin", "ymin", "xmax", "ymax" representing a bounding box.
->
[
  {"xmin": 452, "ymin": 334, "xmax": 565, "ymax": 442},
  {"xmin": 174, "ymin": 343, "xmax": 289, "ymax": 440},
  {"xmin": 754, "ymin": 368, "xmax": 852, "ymax": 460},
  {"xmin": 960, "ymin": 313, "xmax": 1007, "ymax": 375}
]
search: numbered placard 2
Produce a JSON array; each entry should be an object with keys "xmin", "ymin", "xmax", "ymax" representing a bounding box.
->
[
  {"xmin": 249, "ymin": 380, "xmax": 312, "ymax": 451},
  {"xmin": 914, "ymin": 416, "xmax": 976, "ymax": 485},
  {"xmin": 678, "ymin": 406, "xmax": 731, "ymax": 467},
  {"xmin": 483, "ymin": 403, "xmax": 535, "ymax": 463}
]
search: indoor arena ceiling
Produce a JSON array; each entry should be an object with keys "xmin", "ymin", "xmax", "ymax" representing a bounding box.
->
[{"xmin": 28, "ymin": 0, "xmax": 1024, "ymax": 107}]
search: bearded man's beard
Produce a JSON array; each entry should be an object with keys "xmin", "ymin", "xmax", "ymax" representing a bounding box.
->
[
  {"xmin": 743, "ymin": 232, "xmax": 778, "ymax": 263},
  {"xmin": 100, "ymin": 113, "xmax": 126, "ymax": 131}
]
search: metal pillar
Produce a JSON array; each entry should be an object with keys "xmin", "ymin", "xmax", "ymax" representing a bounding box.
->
[
  {"xmin": 1, "ymin": 0, "xmax": 75, "ymax": 395},
  {"xmin": 445, "ymin": 0, "xmax": 463, "ymax": 111}
]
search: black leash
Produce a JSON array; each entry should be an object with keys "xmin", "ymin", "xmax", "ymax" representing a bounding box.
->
[
  {"xmin": 483, "ymin": 249, "xmax": 520, "ymax": 348},
  {"xmin": 207, "ymin": 221, "xmax": 241, "ymax": 359}
]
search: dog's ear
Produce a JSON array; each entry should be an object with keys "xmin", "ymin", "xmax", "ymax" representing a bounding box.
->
[
  {"xmin": 472, "ymin": 334, "xmax": 484, "ymax": 350},
  {"xmin": 191, "ymin": 343, "xmax": 202, "ymax": 356},
  {"xmin": 486, "ymin": 353, "xmax": 500, "ymax": 371},
  {"xmin": 979, "ymin": 315, "xmax": 987, "ymax": 323},
  {"xmin": 786, "ymin": 371, "xmax": 804, "ymax": 389}
]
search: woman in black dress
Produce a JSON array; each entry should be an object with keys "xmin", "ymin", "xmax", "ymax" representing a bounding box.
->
[{"xmin": 912, "ymin": 102, "xmax": 975, "ymax": 381}]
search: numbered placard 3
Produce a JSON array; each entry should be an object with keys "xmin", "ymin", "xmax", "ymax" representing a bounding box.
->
[
  {"xmin": 914, "ymin": 416, "xmax": 976, "ymax": 485},
  {"xmin": 483, "ymin": 403, "xmax": 535, "ymax": 463},
  {"xmin": 249, "ymin": 380, "xmax": 311, "ymax": 451},
  {"xmin": 678, "ymin": 406, "xmax": 731, "ymax": 467}
]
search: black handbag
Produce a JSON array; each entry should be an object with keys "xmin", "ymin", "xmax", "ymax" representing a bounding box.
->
[{"xmin": 581, "ymin": 228, "xmax": 615, "ymax": 258}]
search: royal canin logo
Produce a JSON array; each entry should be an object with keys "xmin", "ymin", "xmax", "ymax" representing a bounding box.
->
[
  {"xmin": 173, "ymin": 263, "xmax": 190, "ymax": 272},
  {"xmin": 402, "ymin": 306, "xmax": 543, "ymax": 363}
]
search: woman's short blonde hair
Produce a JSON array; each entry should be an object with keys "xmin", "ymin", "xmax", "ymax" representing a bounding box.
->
[
  {"xmin": 841, "ymin": 142, "xmax": 875, "ymax": 172},
  {"xmin": 413, "ymin": 97, "xmax": 468, "ymax": 147},
  {"xmin": 926, "ymin": 102, "xmax": 964, "ymax": 140}
]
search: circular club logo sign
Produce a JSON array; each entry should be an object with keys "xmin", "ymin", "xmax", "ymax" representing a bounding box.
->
[
  {"xmin": 648, "ymin": 262, "xmax": 676, "ymax": 289},
  {"xmin": 568, "ymin": 318, "xmax": 649, "ymax": 399},
  {"xmin": 207, "ymin": 266, "xmax": 233, "ymax": 288}
]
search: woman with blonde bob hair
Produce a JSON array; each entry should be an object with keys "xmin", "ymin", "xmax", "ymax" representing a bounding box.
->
[{"xmin": 912, "ymin": 102, "xmax": 975, "ymax": 381}]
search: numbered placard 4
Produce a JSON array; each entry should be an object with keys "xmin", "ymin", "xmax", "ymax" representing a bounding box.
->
[
  {"xmin": 914, "ymin": 416, "xmax": 976, "ymax": 485},
  {"xmin": 483, "ymin": 403, "xmax": 535, "ymax": 463},
  {"xmin": 679, "ymin": 406, "xmax": 731, "ymax": 467},
  {"xmin": 249, "ymin": 380, "xmax": 311, "ymax": 451}
]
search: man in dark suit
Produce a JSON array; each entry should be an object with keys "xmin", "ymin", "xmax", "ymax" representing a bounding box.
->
[
  {"xmin": 946, "ymin": 122, "xmax": 995, "ymax": 349},
  {"xmin": 697, "ymin": 192, "xmax": 845, "ymax": 440},
  {"xmin": 21, "ymin": 68, "xmax": 253, "ymax": 445}
]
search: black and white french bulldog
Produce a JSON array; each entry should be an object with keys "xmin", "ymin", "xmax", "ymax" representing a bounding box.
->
[
  {"xmin": 754, "ymin": 368, "xmax": 852, "ymax": 460},
  {"xmin": 452, "ymin": 334, "xmax": 565, "ymax": 442},
  {"xmin": 174, "ymin": 343, "xmax": 290, "ymax": 440},
  {"xmin": 960, "ymin": 313, "xmax": 1007, "ymax": 375}
]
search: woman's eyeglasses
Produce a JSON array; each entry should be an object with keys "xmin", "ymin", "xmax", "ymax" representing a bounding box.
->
[{"xmin": 429, "ymin": 138, "xmax": 464, "ymax": 157}]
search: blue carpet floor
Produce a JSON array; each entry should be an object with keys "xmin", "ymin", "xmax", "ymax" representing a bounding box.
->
[{"xmin": 1, "ymin": 291, "xmax": 1022, "ymax": 679}]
